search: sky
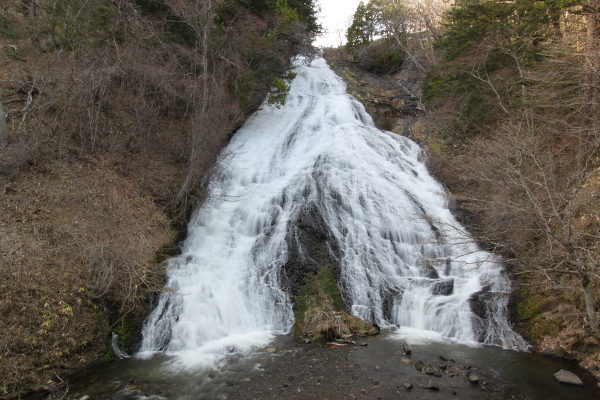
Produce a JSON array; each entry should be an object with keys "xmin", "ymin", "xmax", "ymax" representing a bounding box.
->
[{"xmin": 314, "ymin": 0, "xmax": 364, "ymax": 48}]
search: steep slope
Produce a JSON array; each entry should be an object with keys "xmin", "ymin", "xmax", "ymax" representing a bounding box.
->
[{"xmin": 0, "ymin": 0, "xmax": 319, "ymax": 397}]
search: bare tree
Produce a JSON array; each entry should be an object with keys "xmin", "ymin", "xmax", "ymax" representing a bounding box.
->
[
  {"xmin": 459, "ymin": 116, "xmax": 600, "ymax": 335},
  {"xmin": 375, "ymin": 0, "xmax": 449, "ymax": 71},
  {"xmin": 0, "ymin": 91, "xmax": 7, "ymax": 148}
]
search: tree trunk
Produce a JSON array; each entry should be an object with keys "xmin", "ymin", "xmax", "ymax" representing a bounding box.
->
[
  {"xmin": 0, "ymin": 92, "xmax": 8, "ymax": 149},
  {"xmin": 581, "ymin": 272, "xmax": 600, "ymax": 335},
  {"xmin": 176, "ymin": 0, "xmax": 215, "ymax": 208},
  {"xmin": 569, "ymin": 246, "xmax": 599, "ymax": 335},
  {"xmin": 581, "ymin": 0, "xmax": 600, "ymax": 166}
]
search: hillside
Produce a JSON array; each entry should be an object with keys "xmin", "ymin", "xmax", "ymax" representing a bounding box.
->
[{"xmin": 0, "ymin": 0, "xmax": 319, "ymax": 397}]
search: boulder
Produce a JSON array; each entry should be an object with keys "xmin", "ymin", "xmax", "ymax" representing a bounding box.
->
[
  {"xmin": 468, "ymin": 286, "xmax": 492, "ymax": 320},
  {"xmin": 541, "ymin": 347, "xmax": 555, "ymax": 357},
  {"xmin": 553, "ymin": 370, "xmax": 583, "ymax": 386},
  {"xmin": 432, "ymin": 278, "xmax": 454, "ymax": 296}
]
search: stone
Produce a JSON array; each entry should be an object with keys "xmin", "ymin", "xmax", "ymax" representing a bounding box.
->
[
  {"xmin": 403, "ymin": 344, "xmax": 411, "ymax": 355},
  {"xmin": 468, "ymin": 374, "xmax": 479, "ymax": 384},
  {"xmin": 425, "ymin": 367, "xmax": 436, "ymax": 375},
  {"xmin": 420, "ymin": 259, "xmax": 439, "ymax": 279},
  {"xmin": 403, "ymin": 379, "xmax": 413, "ymax": 389},
  {"xmin": 469, "ymin": 288, "xmax": 492, "ymax": 323},
  {"xmin": 541, "ymin": 347, "xmax": 555, "ymax": 357},
  {"xmin": 432, "ymin": 279, "xmax": 454, "ymax": 296},
  {"xmin": 426, "ymin": 380, "xmax": 439, "ymax": 390},
  {"xmin": 266, "ymin": 348, "xmax": 276, "ymax": 353},
  {"xmin": 553, "ymin": 370, "xmax": 583, "ymax": 386},
  {"xmin": 79, "ymin": 396, "xmax": 90, "ymax": 400},
  {"xmin": 414, "ymin": 360, "xmax": 425, "ymax": 371}
]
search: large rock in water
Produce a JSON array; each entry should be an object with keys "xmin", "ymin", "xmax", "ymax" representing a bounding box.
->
[{"xmin": 553, "ymin": 369, "xmax": 583, "ymax": 385}]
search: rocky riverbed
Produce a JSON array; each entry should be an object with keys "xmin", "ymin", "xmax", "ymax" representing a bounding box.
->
[
  {"xmin": 51, "ymin": 331, "xmax": 600, "ymax": 400},
  {"xmin": 223, "ymin": 333, "xmax": 600, "ymax": 400},
  {"xmin": 224, "ymin": 335, "xmax": 506, "ymax": 400}
]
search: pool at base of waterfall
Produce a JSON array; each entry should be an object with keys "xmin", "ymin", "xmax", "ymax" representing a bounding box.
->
[{"xmin": 50, "ymin": 331, "xmax": 599, "ymax": 400}]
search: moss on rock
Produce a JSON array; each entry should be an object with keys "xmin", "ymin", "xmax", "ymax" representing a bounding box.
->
[{"xmin": 294, "ymin": 265, "xmax": 379, "ymax": 341}]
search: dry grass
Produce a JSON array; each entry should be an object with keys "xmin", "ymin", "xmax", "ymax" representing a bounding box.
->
[
  {"xmin": 0, "ymin": 157, "xmax": 176, "ymax": 398},
  {"xmin": 299, "ymin": 294, "xmax": 352, "ymax": 341}
]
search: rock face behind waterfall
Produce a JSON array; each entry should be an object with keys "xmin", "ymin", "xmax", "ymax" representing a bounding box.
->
[
  {"xmin": 283, "ymin": 189, "xmax": 379, "ymax": 340},
  {"xmin": 283, "ymin": 204, "xmax": 340, "ymax": 296}
]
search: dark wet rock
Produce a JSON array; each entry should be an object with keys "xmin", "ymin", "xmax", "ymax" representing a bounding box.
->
[
  {"xmin": 433, "ymin": 372, "xmax": 443, "ymax": 377},
  {"xmin": 283, "ymin": 204, "xmax": 340, "ymax": 297},
  {"xmin": 554, "ymin": 369, "xmax": 583, "ymax": 386},
  {"xmin": 425, "ymin": 367, "xmax": 436, "ymax": 375},
  {"xmin": 420, "ymin": 259, "xmax": 439, "ymax": 279},
  {"xmin": 381, "ymin": 288, "xmax": 402, "ymax": 320},
  {"xmin": 468, "ymin": 374, "xmax": 480, "ymax": 384},
  {"xmin": 403, "ymin": 379, "xmax": 413, "ymax": 389},
  {"xmin": 403, "ymin": 344, "xmax": 411, "ymax": 355},
  {"xmin": 439, "ymin": 363, "xmax": 447, "ymax": 370},
  {"xmin": 468, "ymin": 286, "xmax": 492, "ymax": 320},
  {"xmin": 414, "ymin": 360, "xmax": 425, "ymax": 371},
  {"xmin": 432, "ymin": 278, "xmax": 454, "ymax": 296},
  {"xmin": 226, "ymin": 381, "xmax": 237, "ymax": 386},
  {"xmin": 542, "ymin": 347, "xmax": 555, "ymax": 357},
  {"xmin": 426, "ymin": 380, "xmax": 439, "ymax": 390},
  {"xmin": 439, "ymin": 355, "xmax": 449, "ymax": 361}
]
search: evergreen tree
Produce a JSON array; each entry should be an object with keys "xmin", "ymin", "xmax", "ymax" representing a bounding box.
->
[{"xmin": 346, "ymin": 1, "xmax": 382, "ymax": 48}]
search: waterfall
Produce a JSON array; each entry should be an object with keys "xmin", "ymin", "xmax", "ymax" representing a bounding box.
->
[{"xmin": 139, "ymin": 57, "xmax": 526, "ymax": 367}]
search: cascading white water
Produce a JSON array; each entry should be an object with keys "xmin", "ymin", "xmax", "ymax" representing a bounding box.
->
[{"xmin": 139, "ymin": 57, "xmax": 526, "ymax": 367}]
